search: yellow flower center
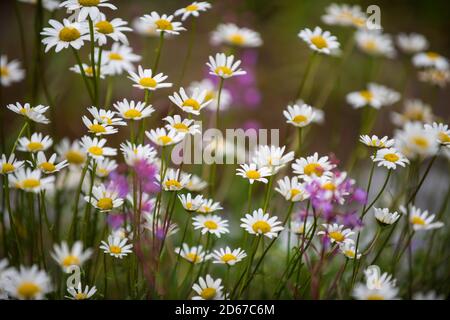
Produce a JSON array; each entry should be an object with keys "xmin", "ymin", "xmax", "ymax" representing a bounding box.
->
[
  {"xmin": 200, "ymin": 287, "xmax": 216, "ymax": 300},
  {"xmin": 367, "ymin": 294, "xmax": 385, "ymax": 300},
  {"xmin": 84, "ymin": 66, "xmax": 94, "ymax": 76},
  {"xmin": 62, "ymin": 255, "xmax": 80, "ymax": 267},
  {"xmin": 438, "ymin": 132, "xmax": 450, "ymax": 143},
  {"xmin": 205, "ymin": 90, "xmax": 215, "ymax": 101},
  {"xmin": 221, "ymin": 253, "xmax": 237, "ymax": 263},
  {"xmin": 411, "ymin": 216, "xmax": 425, "ymax": 225},
  {"xmin": 182, "ymin": 98, "xmax": 201, "ymax": 110},
  {"xmin": 229, "ymin": 33, "xmax": 245, "ymax": 45},
  {"xmin": 290, "ymin": 188, "xmax": 301, "ymax": 199},
  {"xmin": 165, "ymin": 179, "xmax": 182, "ymax": 189},
  {"xmin": 88, "ymin": 146, "xmax": 103, "ymax": 156},
  {"xmin": 17, "ymin": 282, "xmax": 41, "ymax": 299},
  {"xmin": 204, "ymin": 220, "xmax": 218, "ymax": 230},
  {"xmin": 27, "ymin": 142, "xmax": 44, "ymax": 152},
  {"xmin": 98, "ymin": 168, "xmax": 109, "ymax": 176},
  {"xmin": 310, "ymin": 35, "xmax": 328, "ymax": 49},
  {"xmin": 360, "ymin": 90, "xmax": 373, "ymax": 101},
  {"xmin": 75, "ymin": 293, "xmax": 88, "ymax": 300},
  {"xmin": 352, "ymin": 17, "xmax": 366, "ymax": 28},
  {"xmin": 155, "ymin": 19, "xmax": 173, "ymax": 31},
  {"xmin": 329, "ymin": 231, "xmax": 345, "ymax": 242},
  {"xmin": 100, "ymin": 116, "xmax": 113, "ymax": 124},
  {"xmin": 66, "ymin": 151, "xmax": 85, "ymax": 164},
  {"xmin": 246, "ymin": 170, "xmax": 261, "ymax": 180},
  {"xmin": 123, "ymin": 109, "xmax": 142, "ymax": 119},
  {"xmin": 2, "ymin": 163, "xmax": 15, "ymax": 174},
  {"xmin": 95, "ymin": 21, "xmax": 114, "ymax": 34},
  {"xmin": 109, "ymin": 245, "xmax": 122, "ymax": 254},
  {"xmin": 186, "ymin": 4, "xmax": 198, "ymax": 11},
  {"xmin": 108, "ymin": 53, "xmax": 123, "ymax": 60},
  {"xmin": 344, "ymin": 250, "xmax": 355, "ymax": 258},
  {"xmin": 252, "ymin": 220, "xmax": 271, "ymax": 234},
  {"xmin": 22, "ymin": 178, "xmax": 41, "ymax": 189},
  {"xmin": 362, "ymin": 40, "xmax": 378, "ymax": 52},
  {"xmin": 323, "ymin": 182, "xmax": 336, "ymax": 191},
  {"xmin": 0, "ymin": 66, "xmax": 9, "ymax": 77},
  {"xmin": 89, "ymin": 124, "xmax": 106, "ymax": 134},
  {"xmin": 425, "ymin": 51, "xmax": 439, "ymax": 60},
  {"xmin": 412, "ymin": 136, "xmax": 429, "ymax": 148},
  {"xmin": 139, "ymin": 77, "xmax": 157, "ymax": 88},
  {"xmin": 59, "ymin": 27, "xmax": 81, "ymax": 42},
  {"xmin": 383, "ymin": 153, "xmax": 399, "ymax": 162},
  {"xmin": 292, "ymin": 115, "xmax": 308, "ymax": 124},
  {"xmin": 186, "ymin": 252, "xmax": 200, "ymax": 263},
  {"xmin": 303, "ymin": 163, "xmax": 323, "ymax": 176},
  {"xmin": 40, "ymin": 162, "xmax": 56, "ymax": 172},
  {"xmin": 173, "ymin": 123, "xmax": 189, "ymax": 132},
  {"xmin": 78, "ymin": 0, "xmax": 100, "ymax": 6},
  {"xmin": 215, "ymin": 66, "xmax": 233, "ymax": 76},
  {"xmin": 158, "ymin": 135, "xmax": 173, "ymax": 145},
  {"xmin": 97, "ymin": 197, "xmax": 113, "ymax": 210}
]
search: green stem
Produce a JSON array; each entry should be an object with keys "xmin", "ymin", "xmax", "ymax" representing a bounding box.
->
[{"xmin": 153, "ymin": 32, "xmax": 165, "ymax": 72}]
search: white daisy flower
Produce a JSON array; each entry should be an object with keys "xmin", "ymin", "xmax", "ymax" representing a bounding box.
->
[
  {"xmin": 178, "ymin": 193, "xmax": 204, "ymax": 212},
  {"xmin": 400, "ymin": 205, "xmax": 444, "ymax": 231},
  {"xmin": 192, "ymin": 275, "xmax": 224, "ymax": 300},
  {"xmin": 113, "ymin": 99, "xmax": 154, "ymax": 121},
  {"xmin": 185, "ymin": 174, "xmax": 208, "ymax": 192},
  {"xmin": 298, "ymin": 26, "xmax": 340, "ymax": 55},
  {"xmin": 236, "ymin": 163, "xmax": 272, "ymax": 184},
  {"xmin": 140, "ymin": 12, "xmax": 186, "ymax": 35},
  {"xmin": 394, "ymin": 122, "xmax": 439, "ymax": 159},
  {"xmin": 157, "ymin": 168, "xmax": 190, "ymax": 191},
  {"xmin": 188, "ymin": 79, "xmax": 232, "ymax": 112},
  {"xmin": 169, "ymin": 87, "xmax": 212, "ymax": 115},
  {"xmin": 128, "ymin": 65, "xmax": 172, "ymax": 91},
  {"xmin": 275, "ymin": 176, "xmax": 309, "ymax": 202},
  {"xmin": 424, "ymin": 122, "xmax": 450, "ymax": 146},
  {"xmin": 373, "ymin": 207, "xmax": 401, "ymax": 226},
  {"xmin": 132, "ymin": 17, "xmax": 159, "ymax": 37},
  {"xmin": 305, "ymin": 171, "xmax": 351, "ymax": 205},
  {"xmin": 93, "ymin": 13, "xmax": 131, "ymax": 46},
  {"xmin": 164, "ymin": 115, "xmax": 201, "ymax": 135},
  {"xmin": 145, "ymin": 127, "xmax": 185, "ymax": 147},
  {"xmin": 100, "ymin": 234, "xmax": 133, "ymax": 259},
  {"xmin": 80, "ymin": 136, "xmax": 117, "ymax": 160},
  {"xmin": 18, "ymin": 0, "xmax": 61, "ymax": 12},
  {"xmin": 292, "ymin": 152, "xmax": 335, "ymax": 179},
  {"xmin": 396, "ymin": 33, "xmax": 428, "ymax": 54},
  {"xmin": 143, "ymin": 213, "xmax": 178, "ymax": 238},
  {"xmin": 36, "ymin": 152, "xmax": 68, "ymax": 174},
  {"xmin": 59, "ymin": 0, "xmax": 116, "ymax": 22},
  {"xmin": 240, "ymin": 208, "xmax": 284, "ymax": 239},
  {"xmin": 1, "ymin": 153, "xmax": 25, "ymax": 175},
  {"xmin": 418, "ymin": 68, "xmax": 450, "ymax": 87},
  {"xmin": 175, "ymin": 1, "xmax": 211, "ymax": 21},
  {"xmin": 353, "ymin": 265, "xmax": 398, "ymax": 300},
  {"xmin": 355, "ymin": 29, "xmax": 396, "ymax": 58},
  {"xmin": 120, "ymin": 141, "xmax": 157, "ymax": 166},
  {"xmin": 339, "ymin": 241, "xmax": 361, "ymax": 259},
  {"xmin": 87, "ymin": 106, "xmax": 126, "ymax": 126},
  {"xmin": 101, "ymin": 43, "xmax": 141, "ymax": 75},
  {"xmin": 211, "ymin": 23, "xmax": 262, "ymax": 48},
  {"xmin": 252, "ymin": 145, "xmax": 294, "ymax": 174},
  {"xmin": 359, "ymin": 135, "xmax": 395, "ymax": 148},
  {"xmin": 55, "ymin": 138, "xmax": 87, "ymax": 166},
  {"xmin": 192, "ymin": 214, "xmax": 229, "ymax": 238},
  {"xmin": 210, "ymin": 247, "xmax": 247, "ymax": 266},
  {"xmin": 175, "ymin": 243, "xmax": 210, "ymax": 264},
  {"xmin": 18, "ymin": 133, "xmax": 53, "ymax": 154},
  {"xmin": 371, "ymin": 147, "xmax": 409, "ymax": 170},
  {"xmin": 1, "ymin": 265, "xmax": 52, "ymax": 300},
  {"xmin": 317, "ymin": 223, "xmax": 354, "ymax": 244},
  {"xmin": 413, "ymin": 291, "xmax": 445, "ymax": 300},
  {"xmin": 390, "ymin": 99, "xmax": 434, "ymax": 127},
  {"xmin": 51, "ymin": 241, "xmax": 92, "ymax": 271},
  {"xmin": 82, "ymin": 116, "xmax": 118, "ymax": 136},
  {"xmin": 91, "ymin": 158, "xmax": 117, "ymax": 178},
  {"xmin": 1, "ymin": 55, "xmax": 25, "ymax": 87},
  {"xmin": 69, "ymin": 63, "xmax": 106, "ymax": 79},
  {"xmin": 197, "ymin": 198, "xmax": 222, "ymax": 214},
  {"xmin": 283, "ymin": 104, "xmax": 315, "ymax": 127},
  {"xmin": 41, "ymin": 18, "xmax": 89, "ymax": 53},
  {"xmin": 85, "ymin": 184, "xmax": 123, "ymax": 212},
  {"xmin": 346, "ymin": 82, "xmax": 400, "ymax": 109},
  {"xmin": 65, "ymin": 283, "xmax": 97, "ymax": 300},
  {"xmin": 207, "ymin": 53, "xmax": 246, "ymax": 79},
  {"xmin": 412, "ymin": 51, "xmax": 449, "ymax": 70},
  {"xmin": 321, "ymin": 3, "xmax": 366, "ymax": 28},
  {"xmin": 290, "ymin": 219, "xmax": 313, "ymax": 236}
]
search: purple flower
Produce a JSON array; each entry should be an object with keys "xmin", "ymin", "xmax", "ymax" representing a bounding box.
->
[
  {"xmin": 107, "ymin": 214, "xmax": 125, "ymax": 230},
  {"xmin": 108, "ymin": 171, "xmax": 129, "ymax": 198}
]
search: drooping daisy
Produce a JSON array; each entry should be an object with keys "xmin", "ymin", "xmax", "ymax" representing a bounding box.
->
[
  {"xmin": 157, "ymin": 168, "xmax": 190, "ymax": 191},
  {"xmin": 169, "ymin": 87, "xmax": 212, "ymax": 115},
  {"xmin": 252, "ymin": 145, "xmax": 294, "ymax": 174},
  {"xmin": 371, "ymin": 147, "xmax": 409, "ymax": 170},
  {"xmin": 80, "ymin": 136, "xmax": 117, "ymax": 160},
  {"xmin": 355, "ymin": 29, "xmax": 396, "ymax": 58},
  {"xmin": 192, "ymin": 214, "xmax": 229, "ymax": 238},
  {"xmin": 87, "ymin": 106, "xmax": 126, "ymax": 127},
  {"xmin": 93, "ymin": 13, "xmax": 131, "ymax": 46},
  {"xmin": 275, "ymin": 176, "xmax": 309, "ymax": 202},
  {"xmin": 18, "ymin": 0, "xmax": 61, "ymax": 12},
  {"xmin": 290, "ymin": 219, "xmax": 313, "ymax": 236},
  {"xmin": 91, "ymin": 158, "xmax": 117, "ymax": 178},
  {"xmin": 197, "ymin": 198, "xmax": 223, "ymax": 214},
  {"xmin": 55, "ymin": 138, "xmax": 87, "ymax": 166},
  {"xmin": 128, "ymin": 65, "xmax": 172, "ymax": 91},
  {"xmin": 175, "ymin": 1, "xmax": 211, "ymax": 21},
  {"xmin": 292, "ymin": 152, "xmax": 335, "ymax": 179},
  {"xmin": 65, "ymin": 283, "xmax": 97, "ymax": 300},
  {"xmin": 1, "ymin": 154, "xmax": 24, "ymax": 175},
  {"xmin": 17, "ymin": 133, "xmax": 53, "ymax": 153},
  {"xmin": 7, "ymin": 102, "xmax": 50, "ymax": 124},
  {"xmin": 346, "ymin": 83, "xmax": 400, "ymax": 109},
  {"xmin": 1, "ymin": 55, "xmax": 25, "ymax": 87},
  {"xmin": 59, "ymin": 0, "xmax": 116, "ymax": 21},
  {"xmin": 164, "ymin": 115, "xmax": 201, "ymax": 135},
  {"xmin": 240, "ymin": 208, "xmax": 284, "ymax": 239},
  {"xmin": 211, "ymin": 247, "xmax": 247, "ymax": 266},
  {"xmin": 175, "ymin": 243, "xmax": 210, "ymax": 264},
  {"xmin": 390, "ymin": 99, "xmax": 434, "ymax": 127},
  {"xmin": 306, "ymin": 171, "xmax": 352, "ymax": 205},
  {"xmin": 185, "ymin": 174, "xmax": 208, "ymax": 192},
  {"xmin": 101, "ymin": 43, "xmax": 141, "ymax": 75},
  {"xmin": 120, "ymin": 141, "xmax": 157, "ymax": 166},
  {"xmin": 113, "ymin": 99, "xmax": 154, "ymax": 121},
  {"xmin": 394, "ymin": 122, "xmax": 439, "ymax": 159},
  {"xmin": 298, "ymin": 26, "xmax": 340, "ymax": 55},
  {"xmin": 188, "ymin": 79, "xmax": 232, "ymax": 112},
  {"xmin": 85, "ymin": 184, "xmax": 123, "ymax": 212},
  {"xmin": 1, "ymin": 265, "xmax": 52, "ymax": 300},
  {"xmin": 178, "ymin": 193, "xmax": 204, "ymax": 212},
  {"xmin": 321, "ymin": 3, "xmax": 366, "ymax": 28},
  {"xmin": 373, "ymin": 207, "xmax": 401, "ymax": 226},
  {"xmin": 396, "ymin": 33, "xmax": 428, "ymax": 54},
  {"xmin": 41, "ymin": 19, "xmax": 89, "ymax": 53},
  {"xmin": 401, "ymin": 205, "xmax": 444, "ymax": 231},
  {"xmin": 236, "ymin": 163, "xmax": 271, "ymax": 184},
  {"xmin": 36, "ymin": 152, "xmax": 68, "ymax": 174},
  {"xmin": 100, "ymin": 234, "xmax": 133, "ymax": 259},
  {"xmin": 339, "ymin": 241, "xmax": 361, "ymax": 259},
  {"xmin": 82, "ymin": 116, "xmax": 118, "ymax": 136},
  {"xmin": 418, "ymin": 68, "xmax": 450, "ymax": 87},
  {"xmin": 207, "ymin": 53, "xmax": 246, "ymax": 79},
  {"xmin": 145, "ymin": 128, "xmax": 185, "ymax": 147},
  {"xmin": 359, "ymin": 135, "xmax": 395, "ymax": 149},
  {"xmin": 353, "ymin": 265, "xmax": 399, "ymax": 300},
  {"xmin": 317, "ymin": 223, "xmax": 354, "ymax": 245},
  {"xmin": 69, "ymin": 62, "xmax": 106, "ymax": 79},
  {"xmin": 424, "ymin": 122, "xmax": 450, "ymax": 146},
  {"xmin": 211, "ymin": 23, "xmax": 262, "ymax": 48},
  {"xmin": 51, "ymin": 241, "xmax": 92, "ymax": 271},
  {"xmin": 283, "ymin": 104, "xmax": 315, "ymax": 128},
  {"xmin": 412, "ymin": 51, "xmax": 449, "ymax": 70},
  {"xmin": 192, "ymin": 275, "xmax": 224, "ymax": 300},
  {"xmin": 140, "ymin": 12, "xmax": 186, "ymax": 35}
]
